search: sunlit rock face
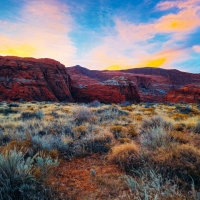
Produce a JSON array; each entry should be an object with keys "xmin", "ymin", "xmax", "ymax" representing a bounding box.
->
[{"xmin": 0, "ymin": 56, "xmax": 73, "ymax": 102}]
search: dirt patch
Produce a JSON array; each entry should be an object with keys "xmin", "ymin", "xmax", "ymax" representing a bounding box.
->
[{"xmin": 51, "ymin": 154, "xmax": 127, "ymax": 199}]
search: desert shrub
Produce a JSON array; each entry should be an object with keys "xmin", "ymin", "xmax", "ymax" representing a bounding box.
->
[
  {"xmin": 145, "ymin": 102, "xmax": 150, "ymax": 108},
  {"xmin": 194, "ymin": 121, "xmax": 200, "ymax": 134},
  {"xmin": 139, "ymin": 127, "xmax": 172, "ymax": 150},
  {"xmin": 0, "ymin": 149, "xmax": 58, "ymax": 200},
  {"xmin": 173, "ymin": 123, "xmax": 186, "ymax": 131},
  {"xmin": 88, "ymin": 100, "xmax": 101, "ymax": 107},
  {"xmin": 108, "ymin": 143, "xmax": 143, "ymax": 172},
  {"xmin": 170, "ymin": 131, "xmax": 189, "ymax": 144},
  {"xmin": 121, "ymin": 106, "xmax": 134, "ymax": 112},
  {"xmin": 2, "ymin": 140, "xmax": 32, "ymax": 155},
  {"xmin": 21, "ymin": 110, "xmax": 44, "ymax": 120},
  {"xmin": 172, "ymin": 113, "xmax": 189, "ymax": 120},
  {"xmin": 176, "ymin": 105, "xmax": 193, "ymax": 114},
  {"xmin": 110, "ymin": 125, "xmax": 125, "ymax": 139},
  {"xmin": 119, "ymin": 138, "xmax": 132, "ymax": 144},
  {"xmin": 125, "ymin": 168, "xmax": 185, "ymax": 200},
  {"xmin": 31, "ymin": 135, "xmax": 73, "ymax": 159},
  {"xmin": 151, "ymin": 144, "xmax": 200, "ymax": 187},
  {"xmin": 8, "ymin": 103, "xmax": 20, "ymax": 107},
  {"xmin": 0, "ymin": 133, "xmax": 10, "ymax": 145},
  {"xmin": 133, "ymin": 115, "xmax": 143, "ymax": 121},
  {"xmin": 83, "ymin": 132, "xmax": 113, "ymax": 154},
  {"xmin": 73, "ymin": 106, "xmax": 93, "ymax": 124},
  {"xmin": 96, "ymin": 106, "xmax": 128, "ymax": 122},
  {"xmin": 73, "ymin": 125, "xmax": 88, "ymax": 139},
  {"xmin": 127, "ymin": 124, "xmax": 139, "ymax": 138},
  {"xmin": 0, "ymin": 108, "xmax": 18, "ymax": 115},
  {"xmin": 120, "ymin": 101, "xmax": 132, "ymax": 107},
  {"xmin": 141, "ymin": 116, "xmax": 172, "ymax": 133}
]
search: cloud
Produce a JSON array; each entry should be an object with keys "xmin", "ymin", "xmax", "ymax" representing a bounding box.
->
[
  {"xmin": 0, "ymin": 0, "xmax": 76, "ymax": 65},
  {"xmin": 83, "ymin": 0, "xmax": 200, "ymax": 70},
  {"xmin": 193, "ymin": 45, "xmax": 200, "ymax": 53}
]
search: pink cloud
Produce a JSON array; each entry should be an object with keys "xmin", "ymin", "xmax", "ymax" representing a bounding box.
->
[
  {"xmin": 83, "ymin": 0, "xmax": 200, "ymax": 70},
  {"xmin": 193, "ymin": 45, "xmax": 200, "ymax": 53},
  {"xmin": 0, "ymin": 0, "xmax": 76, "ymax": 65}
]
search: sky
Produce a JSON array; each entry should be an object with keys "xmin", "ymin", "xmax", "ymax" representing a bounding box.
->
[{"xmin": 0, "ymin": 0, "xmax": 200, "ymax": 73}]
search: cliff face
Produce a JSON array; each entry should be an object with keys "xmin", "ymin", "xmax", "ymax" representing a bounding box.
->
[
  {"xmin": 0, "ymin": 56, "xmax": 200, "ymax": 103},
  {"xmin": 0, "ymin": 56, "xmax": 73, "ymax": 102},
  {"xmin": 164, "ymin": 84, "xmax": 200, "ymax": 103},
  {"xmin": 67, "ymin": 66, "xmax": 200, "ymax": 103},
  {"xmin": 67, "ymin": 66, "xmax": 140, "ymax": 103}
]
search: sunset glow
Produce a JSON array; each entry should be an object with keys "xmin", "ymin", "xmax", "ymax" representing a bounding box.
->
[{"xmin": 0, "ymin": 0, "xmax": 200, "ymax": 72}]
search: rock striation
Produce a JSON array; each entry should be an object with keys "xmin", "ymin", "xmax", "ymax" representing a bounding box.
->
[{"xmin": 0, "ymin": 56, "xmax": 73, "ymax": 102}]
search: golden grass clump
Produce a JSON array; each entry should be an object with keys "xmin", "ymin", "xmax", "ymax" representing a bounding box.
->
[
  {"xmin": 173, "ymin": 123, "xmax": 186, "ymax": 131},
  {"xmin": 170, "ymin": 131, "xmax": 189, "ymax": 144},
  {"xmin": 127, "ymin": 124, "xmax": 139, "ymax": 138},
  {"xmin": 151, "ymin": 144, "xmax": 200, "ymax": 186},
  {"xmin": 2, "ymin": 140, "xmax": 32, "ymax": 154},
  {"xmin": 121, "ymin": 106, "xmax": 134, "ymax": 112},
  {"xmin": 110, "ymin": 125, "xmax": 126, "ymax": 139},
  {"xmin": 73, "ymin": 125, "xmax": 88, "ymax": 139},
  {"xmin": 133, "ymin": 115, "xmax": 143, "ymax": 121},
  {"xmin": 108, "ymin": 143, "xmax": 141, "ymax": 171},
  {"xmin": 172, "ymin": 113, "xmax": 189, "ymax": 120}
]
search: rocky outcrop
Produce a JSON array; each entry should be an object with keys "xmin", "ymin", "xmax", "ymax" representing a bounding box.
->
[
  {"xmin": 0, "ymin": 56, "xmax": 73, "ymax": 102},
  {"xmin": 67, "ymin": 66, "xmax": 140, "ymax": 103},
  {"xmin": 0, "ymin": 56, "xmax": 200, "ymax": 103},
  {"xmin": 164, "ymin": 84, "xmax": 200, "ymax": 103},
  {"xmin": 67, "ymin": 66, "xmax": 200, "ymax": 103}
]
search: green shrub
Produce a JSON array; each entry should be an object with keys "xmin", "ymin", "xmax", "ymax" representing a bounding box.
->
[
  {"xmin": 0, "ymin": 108, "xmax": 18, "ymax": 115},
  {"xmin": 141, "ymin": 116, "xmax": 172, "ymax": 134},
  {"xmin": 140, "ymin": 127, "xmax": 172, "ymax": 150},
  {"xmin": 0, "ymin": 149, "xmax": 58, "ymax": 200},
  {"xmin": 73, "ymin": 106, "xmax": 93, "ymax": 124},
  {"xmin": 21, "ymin": 111, "xmax": 44, "ymax": 120},
  {"xmin": 83, "ymin": 133, "xmax": 112, "ymax": 154},
  {"xmin": 125, "ymin": 168, "xmax": 185, "ymax": 200}
]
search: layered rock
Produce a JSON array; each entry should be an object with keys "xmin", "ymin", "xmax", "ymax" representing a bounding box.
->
[
  {"xmin": 67, "ymin": 66, "xmax": 140, "ymax": 103},
  {"xmin": 0, "ymin": 56, "xmax": 73, "ymax": 102},
  {"xmin": 67, "ymin": 66, "xmax": 200, "ymax": 103},
  {"xmin": 0, "ymin": 56, "xmax": 200, "ymax": 103},
  {"xmin": 164, "ymin": 84, "xmax": 200, "ymax": 103}
]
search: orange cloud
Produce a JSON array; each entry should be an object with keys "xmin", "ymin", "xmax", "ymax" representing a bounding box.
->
[
  {"xmin": 0, "ymin": 0, "xmax": 76, "ymax": 65},
  {"xmin": 84, "ymin": 0, "xmax": 200, "ymax": 70}
]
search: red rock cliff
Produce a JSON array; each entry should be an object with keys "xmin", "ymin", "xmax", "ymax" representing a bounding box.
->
[
  {"xmin": 0, "ymin": 56, "xmax": 73, "ymax": 102},
  {"xmin": 164, "ymin": 84, "xmax": 200, "ymax": 103}
]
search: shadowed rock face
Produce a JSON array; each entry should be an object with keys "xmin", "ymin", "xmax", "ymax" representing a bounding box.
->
[
  {"xmin": 67, "ymin": 66, "xmax": 200, "ymax": 103},
  {"xmin": 165, "ymin": 84, "xmax": 200, "ymax": 103},
  {"xmin": 0, "ymin": 56, "xmax": 73, "ymax": 102}
]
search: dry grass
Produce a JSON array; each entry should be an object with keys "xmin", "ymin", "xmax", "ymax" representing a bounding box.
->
[{"xmin": 0, "ymin": 102, "xmax": 200, "ymax": 199}]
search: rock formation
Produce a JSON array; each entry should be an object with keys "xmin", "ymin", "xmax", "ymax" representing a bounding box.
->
[
  {"xmin": 0, "ymin": 56, "xmax": 200, "ymax": 103},
  {"xmin": 164, "ymin": 84, "xmax": 200, "ymax": 103},
  {"xmin": 0, "ymin": 56, "xmax": 73, "ymax": 102}
]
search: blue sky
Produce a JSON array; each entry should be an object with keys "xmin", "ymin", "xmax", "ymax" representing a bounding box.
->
[{"xmin": 0, "ymin": 0, "xmax": 200, "ymax": 73}]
